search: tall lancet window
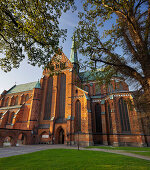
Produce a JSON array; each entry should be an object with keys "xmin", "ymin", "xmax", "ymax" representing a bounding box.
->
[
  {"xmin": 95, "ymin": 103, "xmax": 102, "ymax": 133},
  {"xmin": 75, "ymin": 100, "xmax": 81, "ymax": 132},
  {"xmin": 57, "ymin": 74, "xmax": 66, "ymax": 119},
  {"xmin": 107, "ymin": 103, "xmax": 112, "ymax": 133},
  {"xmin": 118, "ymin": 98, "xmax": 131, "ymax": 132},
  {"xmin": 44, "ymin": 77, "xmax": 53, "ymax": 120}
]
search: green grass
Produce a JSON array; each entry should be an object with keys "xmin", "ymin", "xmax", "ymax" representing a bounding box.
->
[
  {"xmin": 0, "ymin": 149, "xmax": 150, "ymax": 170},
  {"xmin": 87, "ymin": 146, "xmax": 150, "ymax": 151}
]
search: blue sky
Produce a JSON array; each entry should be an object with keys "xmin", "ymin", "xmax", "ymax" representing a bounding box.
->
[
  {"xmin": 0, "ymin": 1, "xmax": 138, "ymax": 93},
  {"xmin": 0, "ymin": 1, "xmax": 82, "ymax": 94}
]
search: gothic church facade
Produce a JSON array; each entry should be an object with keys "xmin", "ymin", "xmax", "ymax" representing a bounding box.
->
[{"xmin": 0, "ymin": 38, "xmax": 148, "ymax": 147}]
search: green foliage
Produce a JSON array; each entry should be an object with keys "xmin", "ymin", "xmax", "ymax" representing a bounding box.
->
[
  {"xmin": 76, "ymin": 0, "xmax": 150, "ymax": 91},
  {"xmin": 0, "ymin": 0, "xmax": 75, "ymax": 72},
  {"xmin": 0, "ymin": 149, "xmax": 150, "ymax": 169}
]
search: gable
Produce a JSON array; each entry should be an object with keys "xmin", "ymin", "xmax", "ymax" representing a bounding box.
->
[{"xmin": 43, "ymin": 53, "xmax": 73, "ymax": 75}]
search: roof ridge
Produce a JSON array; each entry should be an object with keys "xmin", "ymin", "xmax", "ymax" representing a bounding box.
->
[
  {"xmin": 6, "ymin": 84, "xmax": 16, "ymax": 94},
  {"xmin": 15, "ymin": 81, "xmax": 38, "ymax": 86}
]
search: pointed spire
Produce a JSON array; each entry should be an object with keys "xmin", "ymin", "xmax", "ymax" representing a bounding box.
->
[
  {"xmin": 70, "ymin": 34, "xmax": 79, "ymax": 72},
  {"xmin": 35, "ymin": 79, "xmax": 41, "ymax": 89}
]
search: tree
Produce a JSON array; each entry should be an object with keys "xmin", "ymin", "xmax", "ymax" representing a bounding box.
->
[
  {"xmin": 0, "ymin": 0, "xmax": 75, "ymax": 72},
  {"xmin": 76, "ymin": 0, "xmax": 150, "ymax": 112}
]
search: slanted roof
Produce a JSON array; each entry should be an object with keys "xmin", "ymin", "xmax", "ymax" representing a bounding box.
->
[
  {"xmin": 79, "ymin": 70, "xmax": 105, "ymax": 82},
  {"xmin": 35, "ymin": 80, "xmax": 41, "ymax": 89},
  {"xmin": 7, "ymin": 81, "xmax": 38, "ymax": 94},
  {"xmin": 79, "ymin": 70, "xmax": 122, "ymax": 82}
]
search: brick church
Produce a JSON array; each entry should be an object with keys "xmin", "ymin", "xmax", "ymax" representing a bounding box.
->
[{"xmin": 0, "ymin": 37, "xmax": 148, "ymax": 147}]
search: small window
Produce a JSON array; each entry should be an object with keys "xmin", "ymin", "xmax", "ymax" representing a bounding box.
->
[
  {"xmin": 60, "ymin": 62, "xmax": 66, "ymax": 69},
  {"xmin": 76, "ymin": 89, "xmax": 78, "ymax": 94},
  {"xmin": 56, "ymin": 64, "xmax": 59, "ymax": 69},
  {"xmin": 84, "ymin": 85, "xmax": 89, "ymax": 93}
]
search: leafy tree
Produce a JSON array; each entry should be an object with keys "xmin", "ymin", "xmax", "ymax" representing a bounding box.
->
[
  {"xmin": 76, "ymin": 0, "xmax": 150, "ymax": 112},
  {"xmin": 0, "ymin": 0, "xmax": 75, "ymax": 71}
]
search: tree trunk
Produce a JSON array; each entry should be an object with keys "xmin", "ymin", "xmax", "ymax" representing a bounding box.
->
[{"xmin": 135, "ymin": 81, "xmax": 150, "ymax": 136}]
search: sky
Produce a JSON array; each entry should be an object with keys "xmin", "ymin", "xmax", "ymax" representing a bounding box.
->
[
  {"xmin": 0, "ymin": 1, "xmax": 138, "ymax": 94},
  {"xmin": 0, "ymin": 1, "xmax": 82, "ymax": 94}
]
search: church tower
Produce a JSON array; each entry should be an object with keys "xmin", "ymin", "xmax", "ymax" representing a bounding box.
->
[{"xmin": 70, "ymin": 35, "xmax": 79, "ymax": 73}]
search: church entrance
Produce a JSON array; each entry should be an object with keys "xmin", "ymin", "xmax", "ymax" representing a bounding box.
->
[
  {"xmin": 58, "ymin": 128, "xmax": 64, "ymax": 144},
  {"xmin": 55, "ymin": 127, "xmax": 65, "ymax": 144},
  {"xmin": 17, "ymin": 133, "xmax": 27, "ymax": 146}
]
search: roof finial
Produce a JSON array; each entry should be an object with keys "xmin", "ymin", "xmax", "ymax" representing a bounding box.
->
[
  {"xmin": 70, "ymin": 33, "xmax": 79, "ymax": 72},
  {"xmin": 35, "ymin": 80, "xmax": 41, "ymax": 89}
]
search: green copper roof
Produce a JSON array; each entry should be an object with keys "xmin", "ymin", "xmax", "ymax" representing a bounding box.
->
[
  {"xmin": 7, "ymin": 81, "xmax": 38, "ymax": 94},
  {"xmin": 70, "ymin": 35, "xmax": 78, "ymax": 64},
  {"xmin": 79, "ymin": 70, "xmax": 105, "ymax": 82},
  {"xmin": 35, "ymin": 80, "xmax": 41, "ymax": 89},
  {"xmin": 79, "ymin": 70, "xmax": 122, "ymax": 82}
]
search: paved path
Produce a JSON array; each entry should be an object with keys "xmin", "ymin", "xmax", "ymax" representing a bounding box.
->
[
  {"xmin": 0, "ymin": 145, "xmax": 150, "ymax": 161},
  {"xmin": 83, "ymin": 148, "xmax": 150, "ymax": 161},
  {"xmin": 0, "ymin": 145, "xmax": 76, "ymax": 158}
]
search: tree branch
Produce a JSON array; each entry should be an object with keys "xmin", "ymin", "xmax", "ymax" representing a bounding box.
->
[
  {"xmin": 90, "ymin": 56, "xmax": 144, "ymax": 84},
  {"xmin": 144, "ymin": 3, "xmax": 150, "ymax": 44},
  {"xmin": 0, "ymin": 33, "xmax": 13, "ymax": 49},
  {"xmin": 1, "ymin": 6, "xmax": 19, "ymax": 28}
]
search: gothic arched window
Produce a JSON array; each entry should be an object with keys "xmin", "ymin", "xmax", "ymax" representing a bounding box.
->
[
  {"xmin": 75, "ymin": 100, "xmax": 81, "ymax": 132},
  {"xmin": 119, "ymin": 83, "xmax": 123, "ymax": 91},
  {"xmin": 15, "ymin": 96, "xmax": 18, "ymax": 105},
  {"xmin": 118, "ymin": 98, "xmax": 131, "ymax": 132},
  {"xmin": 1, "ymin": 98, "xmax": 4, "ymax": 107},
  {"xmin": 95, "ymin": 103, "xmax": 102, "ymax": 133},
  {"xmin": 58, "ymin": 74, "xmax": 66, "ymax": 119},
  {"xmin": 25, "ymin": 94, "xmax": 29, "ymax": 102},
  {"xmin": 95, "ymin": 84, "xmax": 101, "ymax": 95},
  {"xmin": 21, "ymin": 95, "xmax": 25, "ymax": 104},
  {"xmin": 10, "ymin": 96, "xmax": 15, "ymax": 106},
  {"xmin": 10, "ymin": 112, "xmax": 15, "ymax": 124},
  {"xmin": 108, "ymin": 84, "xmax": 113, "ymax": 93},
  {"xmin": 44, "ymin": 77, "xmax": 53, "ymax": 120},
  {"xmin": 5, "ymin": 98, "xmax": 9, "ymax": 107},
  {"xmin": 107, "ymin": 103, "xmax": 112, "ymax": 133}
]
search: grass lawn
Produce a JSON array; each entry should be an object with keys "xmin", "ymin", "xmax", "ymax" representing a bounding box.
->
[
  {"xmin": 87, "ymin": 146, "xmax": 150, "ymax": 151},
  {"xmin": 0, "ymin": 149, "xmax": 150, "ymax": 170}
]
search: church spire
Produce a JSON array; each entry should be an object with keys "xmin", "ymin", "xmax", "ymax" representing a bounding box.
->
[{"xmin": 70, "ymin": 34, "xmax": 79, "ymax": 72}]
